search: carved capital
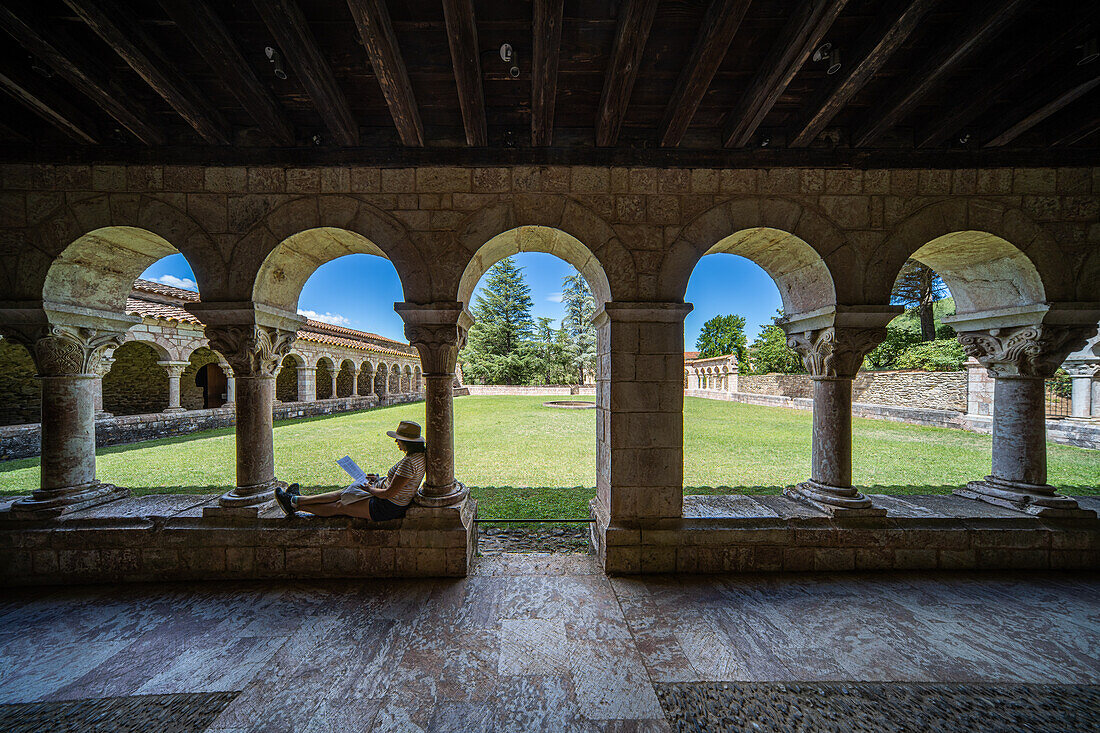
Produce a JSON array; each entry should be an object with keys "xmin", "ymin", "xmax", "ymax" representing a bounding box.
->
[
  {"xmin": 25, "ymin": 326, "xmax": 126, "ymax": 378},
  {"xmin": 957, "ymin": 325, "xmax": 1094, "ymax": 379},
  {"xmin": 786, "ymin": 326, "xmax": 885, "ymax": 379},
  {"xmin": 204, "ymin": 324, "xmax": 297, "ymax": 378},
  {"xmin": 405, "ymin": 323, "xmax": 468, "ymax": 374},
  {"xmin": 158, "ymin": 361, "xmax": 189, "ymax": 379},
  {"xmin": 1065, "ymin": 361, "xmax": 1100, "ymax": 379}
]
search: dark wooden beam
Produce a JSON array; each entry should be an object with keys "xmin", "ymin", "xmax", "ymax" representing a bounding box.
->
[
  {"xmin": 63, "ymin": 0, "xmax": 230, "ymax": 145},
  {"xmin": 854, "ymin": 0, "xmax": 1030, "ymax": 148},
  {"xmin": 531, "ymin": 0, "xmax": 565, "ymax": 147},
  {"xmin": 1050, "ymin": 111, "xmax": 1100, "ymax": 147},
  {"xmin": 0, "ymin": 5, "xmax": 163, "ymax": 145},
  {"xmin": 159, "ymin": 0, "xmax": 293, "ymax": 146},
  {"xmin": 0, "ymin": 65, "xmax": 100, "ymax": 144},
  {"xmin": 723, "ymin": 0, "xmax": 848, "ymax": 148},
  {"xmin": 917, "ymin": 15, "xmax": 1094, "ymax": 148},
  {"xmin": 252, "ymin": 0, "xmax": 359, "ymax": 146},
  {"xmin": 346, "ymin": 0, "xmax": 423, "ymax": 147},
  {"xmin": 985, "ymin": 74, "xmax": 1100, "ymax": 147},
  {"xmin": 595, "ymin": 0, "xmax": 658, "ymax": 147},
  {"xmin": 790, "ymin": 0, "xmax": 939, "ymax": 148},
  {"xmin": 659, "ymin": 0, "xmax": 752, "ymax": 148},
  {"xmin": 442, "ymin": 0, "xmax": 487, "ymax": 147}
]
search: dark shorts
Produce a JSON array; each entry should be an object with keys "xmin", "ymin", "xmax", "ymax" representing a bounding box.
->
[{"xmin": 369, "ymin": 497, "xmax": 409, "ymax": 522}]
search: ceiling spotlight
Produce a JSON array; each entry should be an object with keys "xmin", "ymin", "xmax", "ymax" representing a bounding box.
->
[
  {"xmin": 265, "ymin": 46, "xmax": 288, "ymax": 80},
  {"xmin": 826, "ymin": 50, "xmax": 842, "ymax": 75},
  {"xmin": 812, "ymin": 43, "xmax": 832, "ymax": 63},
  {"xmin": 311, "ymin": 133, "xmax": 323, "ymax": 146},
  {"xmin": 958, "ymin": 133, "xmax": 971, "ymax": 145},
  {"xmin": 760, "ymin": 136, "xmax": 770, "ymax": 147},
  {"xmin": 499, "ymin": 43, "xmax": 520, "ymax": 78},
  {"xmin": 1078, "ymin": 38, "xmax": 1099, "ymax": 66}
]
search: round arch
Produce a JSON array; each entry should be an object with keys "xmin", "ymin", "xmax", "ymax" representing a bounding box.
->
[
  {"xmin": 119, "ymin": 331, "xmax": 174, "ymax": 361},
  {"xmin": 249, "ymin": 195, "xmax": 428, "ymax": 310},
  {"xmin": 869, "ymin": 199, "xmax": 1065, "ymax": 313},
  {"xmin": 660, "ymin": 198, "xmax": 843, "ymax": 314}
]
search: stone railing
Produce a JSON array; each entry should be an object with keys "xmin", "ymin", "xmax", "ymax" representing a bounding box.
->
[{"xmin": 0, "ymin": 392, "xmax": 424, "ymax": 461}]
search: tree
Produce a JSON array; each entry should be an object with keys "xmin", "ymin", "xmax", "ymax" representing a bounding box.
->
[
  {"xmin": 749, "ymin": 311, "xmax": 804, "ymax": 374},
  {"xmin": 533, "ymin": 316, "xmax": 572, "ymax": 385},
  {"xmin": 561, "ymin": 273, "xmax": 597, "ymax": 384},
  {"xmin": 696, "ymin": 314, "xmax": 748, "ymax": 362},
  {"xmin": 865, "ymin": 297, "xmax": 958, "ymax": 370},
  {"xmin": 462, "ymin": 257, "xmax": 537, "ymax": 384},
  {"xmin": 894, "ymin": 339, "xmax": 966, "ymax": 371},
  {"xmin": 892, "ymin": 259, "xmax": 949, "ymax": 341}
]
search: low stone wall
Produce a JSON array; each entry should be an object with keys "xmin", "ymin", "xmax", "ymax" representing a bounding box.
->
[
  {"xmin": 592, "ymin": 494, "xmax": 1100, "ymax": 574},
  {"xmin": 462, "ymin": 385, "xmax": 597, "ymax": 396},
  {"xmin": 736, "ymin": 370, "xmax": 967, "ymax": 411},
  {"xmin": 0, "ymin": 494, "xmax": 476, "ymax": 585},
  {"xmin": 0, "ymin": 393, "xmax": 424, "ymax": 461},
  {"xmin": 962, "ymin": 414, "xmax": 1100, "ymax": 451}
]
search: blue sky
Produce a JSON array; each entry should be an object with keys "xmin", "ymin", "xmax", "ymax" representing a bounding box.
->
[{"xmin": 140, "ymin": 251, "xmax": 783, "ymax": 348}]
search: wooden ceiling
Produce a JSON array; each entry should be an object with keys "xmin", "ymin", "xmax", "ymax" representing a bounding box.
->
[{"xmin": 0, "ymin": 0, "xmax": 1097, "ymax": 162}]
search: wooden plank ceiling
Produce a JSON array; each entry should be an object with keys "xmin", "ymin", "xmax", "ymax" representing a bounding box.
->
[{"xmin": 0, "ymin": 0, "xmax": 1096, "ymax": 154}]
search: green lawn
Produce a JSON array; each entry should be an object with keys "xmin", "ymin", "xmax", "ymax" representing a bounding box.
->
[{"xmin": 1, "ymin": 396, "xmax": 1097, "ymax": 520}]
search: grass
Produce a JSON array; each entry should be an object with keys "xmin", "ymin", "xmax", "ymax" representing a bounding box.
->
[{"xmin": 1, "ymin": 396, "xmax": 1097, "ymax": 520}]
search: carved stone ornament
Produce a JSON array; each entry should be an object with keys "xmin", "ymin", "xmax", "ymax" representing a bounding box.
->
[
  {"xmin": 405, "ymin": 323, "xmax": 468, "ymax": 374},
  {"xmin": 786, "ymin": 327, "xmax": 885, "ymax": 379},
  {"xmin": 204, "ymin": 324, "xmax": 296, "ymax": 378},
  {"xmin": 1065, "ymin": 361, "xmax": 1100, "ymax": 379},
  {"xmin": 30, "ymin": 326, "xmax": 126, "ymax": 378},
  {"xmin": 957, "ymin": 325, "xmax": 1095, "ymax": 379}
]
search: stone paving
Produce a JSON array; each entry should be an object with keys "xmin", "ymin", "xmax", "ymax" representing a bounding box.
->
[{"xmin": 0, "ymin": 555, "xmax": 1097, "ymax": 731}]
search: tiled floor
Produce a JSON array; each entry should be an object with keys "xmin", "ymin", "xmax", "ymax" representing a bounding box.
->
[{"xmin": 0, "ymin": 555, "xmax": 1097, "ymax": 731}]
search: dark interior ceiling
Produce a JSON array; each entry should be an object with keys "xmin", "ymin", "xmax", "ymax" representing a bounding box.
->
[{"xmin": 0, "ymin": 0, "xmax": 1097, "ymax": 164}]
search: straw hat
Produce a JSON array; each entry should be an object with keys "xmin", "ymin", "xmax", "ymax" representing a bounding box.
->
[{"xmin": 386, "ymin": 420, "xmax": 425, "ymax": 443}]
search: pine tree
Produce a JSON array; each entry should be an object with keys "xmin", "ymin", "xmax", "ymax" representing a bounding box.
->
[
  {"xmin": 892, "ymin": 260, "xmax": 948, "ymax": 341},
  {"xmin": 462, "ymin": 257, "xmax": 537, "ymax": 384},
  {"xmin": 560, "ymin": 273, "xmax": 597, "ymax": 384}
]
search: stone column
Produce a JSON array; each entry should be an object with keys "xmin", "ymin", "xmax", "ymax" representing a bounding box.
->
[
  {"xmin": 955, "ymin": 325, "xmax": 1096, "ymax": 517},
  {"xmin": 1067, "ymin": 363, "xmax": 1098, "ymax": 419},
  {"xmin": 203, "ymin": 324, "xmax": 296, "ymax": 514},
  {"xmin": 92, "ymin": 356, "xmax": 113, "ymax": 419},
  {"xmin": 158, "ymin": 361, "xmax": 189, "ymax": 412},
  {"xmin": 396, "ymin": 303, "xmax": 472, "ymax": 507},
  {"xmin": 784, "ymin": 326, "xmax": 888, "ymax": 517},
  {"xmin": 329, "ymin": 369, "xmax": 338, "ymax": 400},
  {"xmin": 296, "ymin": 365, "xmax": 315, "ymax": 402},
  {"xmin": 352, "ymin": 366, "xmax": 362, "ymax": 396},
  {"xmin": 9, "ymin": 326, "xmax": 130, "ymax": 517}
]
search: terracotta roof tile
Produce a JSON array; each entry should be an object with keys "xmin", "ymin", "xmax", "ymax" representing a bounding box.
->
[
  {"xmin": 132, "ymin": 278, "xmax": 200, "ymax": 301},
  {"xmin": 125, "ymin": 297, "xmax": 202, "ymax": 324}
]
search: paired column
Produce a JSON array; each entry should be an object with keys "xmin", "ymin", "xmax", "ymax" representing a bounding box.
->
[
  {"xmin": 784, "ymin": 325, "xmax": 890, "ymax": 517},
  {"xmin": 955, "ymin": 324, "xmax": 1095, "ymax": 517},
  {"xmin": 202, "ymin": 323, "xmax": 297, "ymax": 513},
  {"xmin": 92, "ymin": 356, "xmax": 113, "ymax": 419},
  {"xmin": 158, "ymin": 361, "xmax": 189, "ymax": 412},
  {"xmin": 9, "ymin": 325, "xmax": 130, "ymax": 517},
  {"xmin": 396, "ymin": 303, "xmax": 471, "ymax": 507},
  {"xmin": 1067, "ymin": 363, "xmax": 1099, "ymax": 419},
  {"xmin": 297, "ymin": 366, "xmax": 316, "ymax": 402}
]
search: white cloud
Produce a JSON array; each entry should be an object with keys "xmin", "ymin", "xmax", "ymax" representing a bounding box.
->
[
  {"xmin": 298, "ymin": 309, "xmax": 352, "ymax": 327},
  {"xmin": 152, "ymin": 274, "xmax": 198, "ymax": 291},
  {"xmin": 546, "ymin": 292, "xmax": 564, "ymax": 303}
]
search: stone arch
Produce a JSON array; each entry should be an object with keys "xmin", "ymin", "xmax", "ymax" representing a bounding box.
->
[
  {"xmin": 249, "ymin": 195, "xmax": 428, "ymax": 311},
  {"xmin": 101, "ymin": 341, "xmax": 168, "ymax": 415},
  {"xmin": 414, "ymin": 365, "xmax": 422, "ymax": 391},
  {"xmin": 388, "ymin": 362, "xmax": 401, "ymax": 393},
  {"xmin": 402, "ymin": 364, "xmax": 413, "ymax": 393},
  {"xmin": 15, "ymin": 196, "xmax": 220, "ymax": 308},
  {"xmin": 660, "ymin": 198, "xmax": 842, "ymax": 314},
  {"xmin": 336, "ymin": 358, "xmax": 357, "ymax": 397},
  {"xmin": 452, "ymin": 199, "xmax": 625, "ymax": 306},
  {"xmin": 276, "ymin": 353, "xmax": 301, "ymax": 402},
  {"xmin": 868, "ymin": 199, "xmax": 1065, "ymax": 314},
  {"xmin": 315, "ymin": 356, "xmax": 335, "ymax": 399},
  {"xmin": 375, "ymin": 362, "xmax": 389, "ymax": 395},
  {"xmin": 0, "ymin": 338, "xmax": 40, "ymax": 426},
  {"xmin": 119, "ymin": 332, "xmax": 173, "ymax": 361},
  {"xmin": 181, "ymin": 346, "xmax": 228, "ymax": 409},
  {"xmin": 358, "ymin": 360, "xmax": 374, "ymax": 395}
]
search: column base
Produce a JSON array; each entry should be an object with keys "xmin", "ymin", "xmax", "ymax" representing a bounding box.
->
[
  {"xmin": 415, "ymin": 480, "xmax": 469, "ymax": 508},
  {"xmin": 784, "ymin": 481, "xmax": 886, "ymax": 517},
  {"xmin": 5, "ymin": 481, "xmax": 130, "ymax": 519},
  {"xmin": 95, "ymin": 411, "xmax": 113, "ymax": 420},
  {"xmin": 203, "ymin": 480, "xmax": 285, "ymax": 518},
  {"xmin": 954, "ymin": 476, "xmax": 1096, "ymax": 518}
]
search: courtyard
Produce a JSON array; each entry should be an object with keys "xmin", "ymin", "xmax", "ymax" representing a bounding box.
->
[{"xmin": 1, "ymin": 397, "xmax": 1097, "ymax": 521}]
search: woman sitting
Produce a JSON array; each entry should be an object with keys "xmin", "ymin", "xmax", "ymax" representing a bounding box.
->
[{"xmin": 274, "ymin": 420, "xmax": 426, "ymax": 522}]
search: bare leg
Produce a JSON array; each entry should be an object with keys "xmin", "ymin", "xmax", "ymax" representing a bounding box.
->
[{"xmin": 297, "ymin": 490, "xmax": 346, "ymax": 506}]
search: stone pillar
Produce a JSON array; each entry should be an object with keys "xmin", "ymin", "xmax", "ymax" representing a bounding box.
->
[
  {"xmin": 329, "ymin": 369, "xmax": 338, "ymax": 400},
  {"xmin": 352, "ymin": 367, "xmax": 362, "ymax": 396},
  {"xmin": 783, "ymin": 326, "xmax": 888, "ymax": 516},
  {"xmin": 8, "ymin": 326, "xmax": 130, "ymax": 517},
  {"xmin": 395, "ymin": 303, "xmax": 472, "ymax": 507},
  {"xmin": 297, "ymin": 366, "xmax": 316, "ymax": 402},
  {"xmin": 595, "ymin": 302, "xmax": 692, "ymax": 527},
  {"xmin": 158, "ymin": 361, "xmax": 189, "ymax": 412},
  {"xmin": 203, "ymin": 323, "xmax": 297, "ymax": 514},
  {"xmin": 955, "ymin": 325, "xmax": 1096, "ymax": 517},
  {"xmin": 92, "ymin": 356, "xmax": 113, "ymax": 419},
  {"xmin": 1093, "ymin": 377, "xmax": 1100, "ymax": 418},
  {"xmin": 1067, "ymin": 363, "xmax": 1098, "ymax": 419}
]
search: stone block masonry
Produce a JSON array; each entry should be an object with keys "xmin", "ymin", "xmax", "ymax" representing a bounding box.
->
[
  {"xmin": 0, "ymin": 393, "xmax": 424, "ymax": 461},
  {"xmin": 736, "ymin": 370, "xmax": 967, "ymax": 412}
]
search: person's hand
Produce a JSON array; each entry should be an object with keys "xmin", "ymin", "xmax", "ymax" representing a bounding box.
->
[{"xmin": 366, "ymin": 473, "xmax": 379, "ymax": 483}]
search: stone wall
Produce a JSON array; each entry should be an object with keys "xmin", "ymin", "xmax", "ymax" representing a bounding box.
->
[
  {"xmin": 101, "ymin": 341, "xmax": 169, "ymax": 416},
  {"xmin": 276, "ymin": 358, "xmax": 299, "ymax": 402},
  {"xmin": 0, "ymin": 339, "xmax": 39, "ymax": 426},
  {"xmin": 735, "ymin": 370, "xmax": 967, "ymax": 411},
  {"xmin": 462, "ymin": 385, "xmax": 597, "ymax": 396},
  {"xmin": 0, "ymin": 393, "xmax": 424, "ymax": 460},
  {"xmin": 737, "ymin": 374, "xmax": 813, "ymax": 399}
]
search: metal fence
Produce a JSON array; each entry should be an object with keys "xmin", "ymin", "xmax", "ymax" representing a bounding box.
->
[{"xmin": 1045, "ymin": 373, "xmax": 1072, "ymax": 417}]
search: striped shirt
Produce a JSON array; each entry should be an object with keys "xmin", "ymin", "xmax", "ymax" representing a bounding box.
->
[{"xmin": 383, "ymin": 453, "xmax": 426, "ymax": 506}]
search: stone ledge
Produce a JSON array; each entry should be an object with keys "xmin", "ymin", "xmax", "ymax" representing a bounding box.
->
[
  {"xmin": 0, "ymin": 493, "xmax": 476, "ymax": 585},
  {"xmin": 591, "ymin": 494, "xmax": 1100, "ymax": 574}
]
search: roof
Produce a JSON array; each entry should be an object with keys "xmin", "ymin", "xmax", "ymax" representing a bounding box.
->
[
  {"xmin": 126, "ymin": 280, "xmax": 414, "ymax": 358},
  {"xmin": 686, "ymin": 352, "xmax": 738, "ymax": 365},
  {"xmin": 684, "ymin": 352, "xmax": 700, "ymax": 361}
]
